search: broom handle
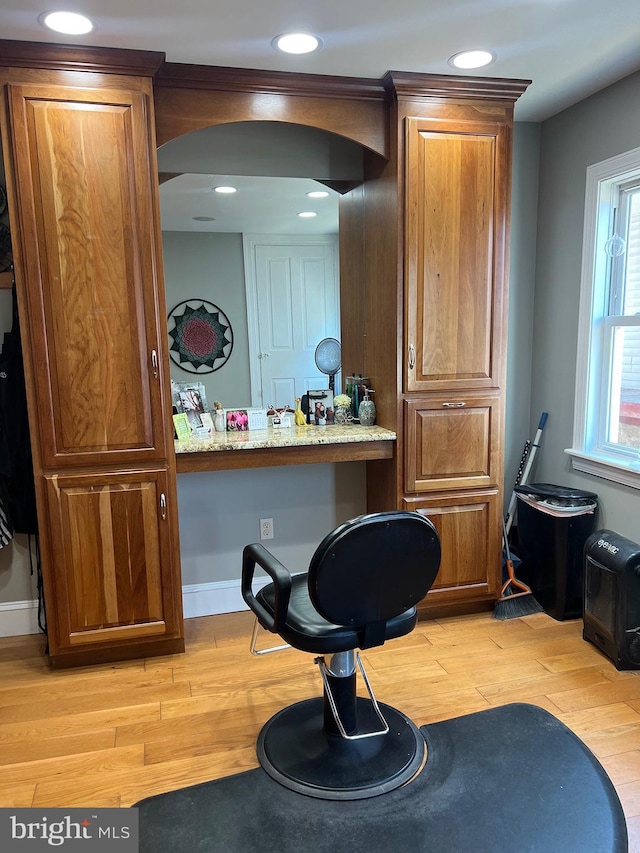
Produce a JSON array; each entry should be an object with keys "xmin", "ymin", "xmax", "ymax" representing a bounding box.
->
[
  {"xmin": 503, "ymin": 441, "xmax": 530, "ymax": 534},
  {"xmin": 505, "ymin": 412, "xmax": 548, "ymax": 535}
]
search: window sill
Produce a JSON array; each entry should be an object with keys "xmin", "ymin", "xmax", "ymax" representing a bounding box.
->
[{"xmin": 565, "ymin": 448, "xmax": 640, "ymax": 490}]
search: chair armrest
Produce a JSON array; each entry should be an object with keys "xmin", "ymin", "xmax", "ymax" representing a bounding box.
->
[{"xmin": 242, "ymin": 543, "xmax": 292, "ymax": 633}]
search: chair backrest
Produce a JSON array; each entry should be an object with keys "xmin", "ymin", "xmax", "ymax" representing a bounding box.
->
[{"xmin": 307, "ymin": 511, "xmax": 440, "ymax": 628}]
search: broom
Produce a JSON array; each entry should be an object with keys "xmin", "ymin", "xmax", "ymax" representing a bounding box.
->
[{"xmin": 494, "ymin": 520, "xmax": 543, "ymax": 620}]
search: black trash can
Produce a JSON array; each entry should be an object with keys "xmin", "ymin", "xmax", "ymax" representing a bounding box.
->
[{"xmin": 513, "ymin": 483, "xmax": 598, "ymax": 621}]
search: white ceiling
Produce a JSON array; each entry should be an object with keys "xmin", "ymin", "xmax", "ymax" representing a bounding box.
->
[
  {"xmin": 2, "ymin": 1, "xmax": 639, "ymax": 123},
  {"xmin": 4, "ymin": 1, "xmax": 640, "ymax": 235},
  {"xmin": 159, "ymin": 174, "xmax": 340, "ymax": 235}
]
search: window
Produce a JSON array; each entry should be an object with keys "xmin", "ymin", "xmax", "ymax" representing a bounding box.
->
[{"xmin": 568, "ymin": 146, "xmax": 640, "ymax": 489}]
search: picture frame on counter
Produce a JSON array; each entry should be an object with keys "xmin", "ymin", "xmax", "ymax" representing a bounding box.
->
[
  {"xmin": 304, "ymin": 390, "xmax": 334, "ymax": 425},
  {"xmin": 225, "ymin": 408, "xmax": 268, "ymax": 431},
  {"xmin": 172, "ymin": 381, "xmax": 209, "ymax": 431}
]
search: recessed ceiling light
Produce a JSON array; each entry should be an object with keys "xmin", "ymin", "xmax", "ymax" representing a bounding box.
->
[
  {"xmin": 448, "ymin": 49, "xmax": 495, "ymax": 70},
  {"xmin": 272, "ymin": 33, "xmax": 322, "ymax": 55},
  {"xmin": 307, "ymin": 191, "xmax": 329, "ymax": 198},
  {"xmin": 298, "ymin": 211, "xmax": 317, "ymax": 218},
  {"xmin": 213, "ymin": 186, "xmax": 237, "ymax": 194},
  {"xmin": 39, "ymin": 11, "xmax": 95, "ymax": 35},
  {"xmin": 192, "ymin": 216, "xmax": 216, "ymax": 222}
]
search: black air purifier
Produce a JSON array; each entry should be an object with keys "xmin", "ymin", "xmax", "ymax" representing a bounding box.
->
[{"xmin": 583, "ymin": 529, "xmax": 640, "ymax": 670}]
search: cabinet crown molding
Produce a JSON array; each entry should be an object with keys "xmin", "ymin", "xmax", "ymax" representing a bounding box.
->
[
  {"xmin": 384, "ymin": 71, "xmax": 531, "ymax": 104},
  {"xmin": 0, "ymin": 39, "xmax": 165, "ymax": 76},
  {"xmin": 155, "ymin": 62, "xmax": 386, "ymax": 102}
]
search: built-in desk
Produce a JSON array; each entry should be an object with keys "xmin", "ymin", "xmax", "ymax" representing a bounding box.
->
[{"xmin": 175, "ymin": 424, "xmax": 396, "ymax": 472}]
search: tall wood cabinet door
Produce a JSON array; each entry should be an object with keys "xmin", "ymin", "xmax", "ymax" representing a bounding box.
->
[
  {"xmin": 43, "ymin": 469, "xmax": 182, "ymax": 656},
  {"xmin": 403, "ymin": 491, "xmax": 502, "ymax": 606},
  {"xmin": 404, "ymin": 116, "xmax": 510, "ymax": 392},
  {"xmin": 6, "ymin": 82, "xmax": 169, "ymax": 468},
  {"xmin": 405, "ymin": 394, "xmax": 502, "ymax": 493}
]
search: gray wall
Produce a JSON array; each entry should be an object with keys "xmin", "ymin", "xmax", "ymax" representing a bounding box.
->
[
  {"xmin": 163, "ymin": 229, "xmax": 367, "ymax": 585},
  {"xmin": 162, "ymin": 230, "xmax": 252, "ymax": 409},
  {"xmin": 531, "ymin": 70, "xmax": 640, "ymax": 539},
  {"xmin": 178, "ymin": 462, "xmax": 366, "ymax": 586},
  {"xmin": 163, "ymin": 230, "xmax": 367, "ymax": 586},
  {"xmin": 504, "ymin": 122, "xmax": 540, "ymax": 507}
]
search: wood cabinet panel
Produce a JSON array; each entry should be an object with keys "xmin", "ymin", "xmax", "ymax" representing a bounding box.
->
[
  {"xmin": 7, "ymin": 81, "xmax": 168, "ymax": 467},
  {"xmin": 404, "ymin": 116, "xmax": 509, "ymax": 392},
  {"xmin": 404, "ymin": 394, "xmax": 501, "ymax": 492},
  {"xmin": 43, "ymin": 469, "xmax": 182, "ymax": 654},
  {"xmin": 2, "ymin": 66, "xmax": 184, "ymax": 667},
  {"xmin": 403, "ymin": 490, "xmax": 502, "ymax": 607}
]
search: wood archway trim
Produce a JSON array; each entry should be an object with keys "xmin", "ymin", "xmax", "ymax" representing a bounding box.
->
[{"xmin": 153, "ymin": 63, "xmax": 389, "ymax": 158}]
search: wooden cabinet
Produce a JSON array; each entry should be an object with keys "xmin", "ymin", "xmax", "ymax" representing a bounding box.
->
[
  {"xmin": 401, "ymin": 106, "xmax": 511, "ymax": 611},
  {"xmin": 365, "ymin": 74, "xmax": 528, "ymax": 615},
  {"xmin": 1, "ymin": 54, "xmax": 184, "ymax": 666},
  {"xmin": 0, "ymin": 44, "xmax": 528, "ymax": 650}
]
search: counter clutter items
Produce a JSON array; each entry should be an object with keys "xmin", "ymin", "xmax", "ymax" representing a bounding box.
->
[
  {"xmin": 333, "ymin": 393, "xmax": 353, "ymax": 425},
  {"xmin": 175, "ymin": 423, "xmax": 396, "ymax": 454},
  {"xmin": 224, "ymin": 407, "xmax": 268, "ymax": 431}
]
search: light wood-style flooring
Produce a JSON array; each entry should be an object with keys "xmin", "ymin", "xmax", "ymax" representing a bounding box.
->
[{"xmin": 1, "ymin": 610, "xmax": 639, "ymax": 849}]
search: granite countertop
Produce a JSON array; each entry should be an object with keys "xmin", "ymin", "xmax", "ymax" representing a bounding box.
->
[{"xmin": 175, "ymin": 424, "xmax": 396, "ymax": 454}]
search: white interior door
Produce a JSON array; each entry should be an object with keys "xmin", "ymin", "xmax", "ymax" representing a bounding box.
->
[{"xmin": 244, "ymin": 235, "xmax": 340, "ymax": 409}]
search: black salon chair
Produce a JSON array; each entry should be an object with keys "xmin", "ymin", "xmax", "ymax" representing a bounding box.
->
[{"xmin": 241, "ymin": 510, "xmax": 441, "ymax": 800}]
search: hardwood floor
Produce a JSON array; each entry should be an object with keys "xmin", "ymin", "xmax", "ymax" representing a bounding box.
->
[{"xmin": 1, "ymin": 609, "xmax": 639, "ymax": 848}]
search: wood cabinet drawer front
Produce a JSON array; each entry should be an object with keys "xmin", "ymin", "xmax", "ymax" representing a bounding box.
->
[
  {"xmin": 405, "ymin": 396, "xmax": 501, "ymax": 492},
  {"xmin": 7, "ymin": 82, "xmax": 168, "ymax": 467},
  {"xmin": 43, "ymin": 469, "xmax": 180, "ymax": 651},
  {"xmin": 403, "ymin": 491, "xmax": 501, "ymax": 602}
]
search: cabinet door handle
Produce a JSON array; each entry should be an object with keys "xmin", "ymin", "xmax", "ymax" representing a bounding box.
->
[
  {"xmin": 442, "ymin": 401, "xmax": 466, "ymax": 408},
  {"xmin": 151, "ymin": 349, "xmax": 159, "ymax": 379},
  {"xmin": 160, "ymin": 492, "xmax": 166, "ymax": 520},
  {"xmin": 408, "ymin": 344, "xmax": 416, "ymax": 370}
]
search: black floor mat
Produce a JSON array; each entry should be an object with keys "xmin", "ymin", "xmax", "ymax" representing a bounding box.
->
[{"xmin": 136, "ymin": 702, "xmax": 627, "ymax": 853}]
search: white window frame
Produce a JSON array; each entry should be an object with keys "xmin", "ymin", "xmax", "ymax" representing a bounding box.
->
[{"xmin": 566, "ymin": 145, "xmax": 640, "ymax": 489}]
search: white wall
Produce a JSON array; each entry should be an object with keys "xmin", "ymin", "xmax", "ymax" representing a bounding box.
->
[{"xmin": 531, "ymin": 70, "xmax": 640, "ymax": 540}]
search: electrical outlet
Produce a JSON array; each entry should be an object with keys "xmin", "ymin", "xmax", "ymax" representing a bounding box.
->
[{"xmin": 260, "ymin": 517, "xmax": 274, "ymax": 540}]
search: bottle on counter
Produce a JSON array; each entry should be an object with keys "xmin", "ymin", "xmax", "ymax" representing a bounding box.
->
[{"xmin": 358, "ymin": 387, "xmax": 376, "ymax": 426}]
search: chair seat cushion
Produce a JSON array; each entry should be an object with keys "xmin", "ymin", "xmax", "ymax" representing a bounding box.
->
[{"xmin": 256, "ymin": 574, "xmax": 418, "ymax": 654}]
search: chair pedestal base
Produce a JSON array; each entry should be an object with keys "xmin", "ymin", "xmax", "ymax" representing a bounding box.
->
[{"xmin": 256, "ymin": 697, "xmax": 426, "ymax": 800}]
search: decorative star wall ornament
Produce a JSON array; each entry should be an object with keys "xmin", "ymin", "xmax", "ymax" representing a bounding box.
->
[{"xmin": 167, "ymin": 299, "xmax": 234, "ymax": 374}]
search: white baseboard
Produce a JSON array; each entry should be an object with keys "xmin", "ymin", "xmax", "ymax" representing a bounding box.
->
[
  {"xmin": 181, "ymin": 577, "xmax": 269, "ymax": 619},
  {"xmin": 0, "ymin": 578, "xmax": 270, "ymax": 637},
  {"xmin": 0, "ymin": 599, "xmax": 41, "ymax": 638}
]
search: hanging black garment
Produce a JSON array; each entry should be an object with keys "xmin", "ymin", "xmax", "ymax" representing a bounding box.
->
[
  {"xmin": 0, "ymin": 295, "xmax": 13, "ymax": 547},
  {"xmin": 0, "ymin": 282, "xmax": 45, "ymax": 635},
  {"xmin": 0, "ymin": 283, "xmax": 38, "ymax": 535}
]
